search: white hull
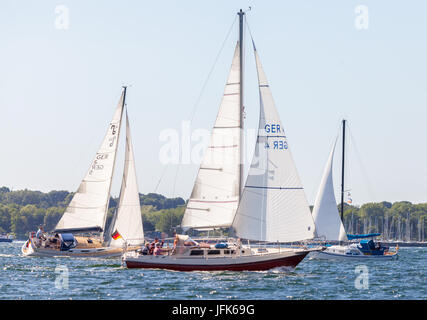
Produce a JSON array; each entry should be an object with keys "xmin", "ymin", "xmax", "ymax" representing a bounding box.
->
[
  {"xmin": 310, "ymin": 251, "xmax": 397, "ymax": 260},
  {"xmin": 21, "ymin": 240, "xmax": 124, "ymax": 258},
  {"xmin": 309, "ymin": 245, "xmax": 398, "ymax": 260}
]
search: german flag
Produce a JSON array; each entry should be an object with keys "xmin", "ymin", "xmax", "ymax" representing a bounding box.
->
[{"xmin": 111, "ymin": 230, "xmax": 122, "ymax": 240}]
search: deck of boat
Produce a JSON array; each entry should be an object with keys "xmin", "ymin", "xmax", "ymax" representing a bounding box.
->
[{"xmin": 74, "ymin": 236, "xmax": 103, "ymax": 248}]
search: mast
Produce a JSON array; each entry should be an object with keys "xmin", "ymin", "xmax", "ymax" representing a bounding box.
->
[
  {"xmin": 340, "ymin": 119, "xmax": 346, "ymax": 222},
  {"xmin": 238, "ymin": 9, "xmax": 245, "ymax": 196}
]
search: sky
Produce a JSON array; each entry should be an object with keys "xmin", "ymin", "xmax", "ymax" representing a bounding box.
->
[{"xmin": 1, "ymin": 0, "xmax": 426, "ymax": 206}]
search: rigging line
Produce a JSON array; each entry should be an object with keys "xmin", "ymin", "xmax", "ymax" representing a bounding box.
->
[
  {"xmin": 170, "ymin": 15, "xmax": 238, "ymax": 200},
  {"xmin": 245, "ymin": 15, "xmax": 257, "ymax": 52},
  {"xmin": 347, "ymin": 124, "xmax": 377, "ymax": 201},
  {"xmin": 69, "ymin": 87, "xmax": 125, "ymax": 193},
  {"xmin": 153, "ymin": 165, "xmax": 168, "ymax": 194},
  {"xmin": 189, "ymin": 15, "xmax": 238, "ymax": 124}
]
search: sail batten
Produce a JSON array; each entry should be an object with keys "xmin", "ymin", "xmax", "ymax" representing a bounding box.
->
[
  {"xmin": 181, "ymin": 43, "xmax": 242, "ymax": 230},
  {"xmin": 231, "ymin": 45, "xmax": 316, "ymax": 242},
  {"xmin": 54, "ymin": 90, "xmax": 126, "ymax": 233}
]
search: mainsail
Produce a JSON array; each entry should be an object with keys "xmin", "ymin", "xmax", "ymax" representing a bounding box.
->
[
  {"xmin": 55, "ymin": 89, "xmax": 126, "ymax": 233},
  {"xmin": 312, "ymin": 140, "xmax": 348, "ymax": 242},
  {"xmin": 108, "ymin": 111, "xmax": 144, "ymax": 247},
  {"xmin": 232, "ymin": 43, "xmax": 316, "ymax": 242},
  {"xmin": 181, "ymin": 43, "xmax": 242, "ymax": 230}
]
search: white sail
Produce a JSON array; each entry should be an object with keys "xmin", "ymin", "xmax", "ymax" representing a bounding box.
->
[
  {"xmin": 55, "ymin": 90, "xmax": 125, "ymax": 233},
  {"xmin": 312, "ymin": 140, "xmax": 348, "ymax": 242},
  {"xmin": 181, "ymin": 43, "xmax": 242, "ymax": 230},
  {"xmin": 232, "ymin": 44, "xmax": 316, "ymax": 242},
  {"xmin": 108, "ymin": 112, "xmax": 144, "ymax": 247}
]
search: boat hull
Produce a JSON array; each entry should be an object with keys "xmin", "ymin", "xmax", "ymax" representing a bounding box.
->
[
  {"xmin": 124, "ymin": 250, "xmax": 311, "ymax": 271},
  {"xmin": 21, "ymin": 240, "xmax": 124, "ymax": 258},
  {"xmin": 309, "ymin": 250, "xmax": 398, "ymax": 260}
]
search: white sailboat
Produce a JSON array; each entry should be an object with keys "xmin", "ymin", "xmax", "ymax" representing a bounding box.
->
[
  {"xmin": 310, "ymin": 120, "xmax": 398, "ymax": 260},
  {"xmin": 123, "ymin": 10, "xmax": 322, "ymax": 271},
  {"xmin": 22, "ymin": 87, "xmax": 145, "ymax": 258}
]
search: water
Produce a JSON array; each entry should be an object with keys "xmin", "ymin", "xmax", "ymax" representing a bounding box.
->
[{"xmin": 0, "ymin": 241, "xmax": 425, "ymax": 300}]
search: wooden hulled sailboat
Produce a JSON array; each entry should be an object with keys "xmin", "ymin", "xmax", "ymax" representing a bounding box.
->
[
  {"xmin": 310, "ymin": 120, "xmax": 398, "ymax": 260},
  {"xmin": 123, "ymin": 10, "xmax": 322, "ymax": 271},
  {"xmin": 22, "ymin": 87, "xmax": 144, "ymax": 258}
]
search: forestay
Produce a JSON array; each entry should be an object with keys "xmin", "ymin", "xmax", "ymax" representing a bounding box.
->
[
  {"xmin": 181, "ymin": 43, "xmax": 242, "ymax": 230},
  {"xmin": 108, "ymin": 112, "xmax": 144, "ymax": 247},
  {"xmin": 312, "ymin": 140, "xmax": 348, "ymax": 242},
  {"xmin": 232, "ymin": 43, "xmax": 316, "ymax": 242},
  {"xmin": 55, "ymin": 90, "xmax": 125, "ymax": 233}
]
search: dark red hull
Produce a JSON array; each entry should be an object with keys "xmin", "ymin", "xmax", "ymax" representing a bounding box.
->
[{"xmin": 125, "ymin": 252, "xmax": 309, "ymax": 272}]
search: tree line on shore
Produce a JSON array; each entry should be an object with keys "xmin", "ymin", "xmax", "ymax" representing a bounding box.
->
[
  {"xmin": 0, "ymin": 187, "xmax": 185, "ymax": 238},
  {"xmin": 0, "ymin": 186, "xmax": 425, "ymax": 241},
  {"xmin": 341, "ymin": 201, "xmax": 426, "ymax": 242}
]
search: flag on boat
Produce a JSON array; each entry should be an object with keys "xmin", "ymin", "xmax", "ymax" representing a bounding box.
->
[
  {"xmin": 347, "ymin": 192, "xmax": 352, "ymax": 204},
  {"xmin": 111, "ymin": 230, "xmax": 122, "ymax": 240},
  {"xmin": 26, "ymin": 239, "xmax": 31, "ymax": 247}
]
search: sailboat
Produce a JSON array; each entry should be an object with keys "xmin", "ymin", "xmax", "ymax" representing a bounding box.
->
[
  {"xmin": 123, "ymin": 10, "xmax": 322, "ymax": 271},
  {"xmin": 310, "ymin": 120, "xmax": 398, "ymax": 260},
  {"xmin": 22, "ymin": 87, "xmax": 145, "ymax": 258}
]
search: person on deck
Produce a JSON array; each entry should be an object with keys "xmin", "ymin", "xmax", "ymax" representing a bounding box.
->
[
  {"xmin": 36, "ymin": 226, "xmax": 44, "ymax": 239},
  {"xmin": 141, "ymin": 242, "xmax": 150, "ymax": 255},
  {"xmin": 237, "ymin": 238, "xmax": 242, "ymax": 249},
  {"xmin": 172, "ymin": 234, "xmax": 179, "ymax": 254},
  {"xmin": 51, "ymin": 233, "xmax": 60, "ymax": 249},
  {"xmin": 36, "ymin": 226, "xmax": 45, "ymax": 245},
  {"xmin": 149, "ymin": 238, "xmax": 159, "ymax": 255},
  {"xmin": 153, "ymin": 243, "xmax": 162, "ymax": 256}
]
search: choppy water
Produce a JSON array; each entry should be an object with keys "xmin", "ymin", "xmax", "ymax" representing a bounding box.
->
[{"xmin": 0, "ymin": 241, "xmax": 425, "ymax": 300}]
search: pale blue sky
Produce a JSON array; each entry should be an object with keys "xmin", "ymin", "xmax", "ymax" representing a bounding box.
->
[{"xmin": 1, "ymin": 0, "xmax": 426, "ymax": 205}]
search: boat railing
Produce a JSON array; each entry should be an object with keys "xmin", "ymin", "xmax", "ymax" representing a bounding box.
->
[{"xmin": 122, "ymin": 237, "xmax": 315, "ymax": 258}]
